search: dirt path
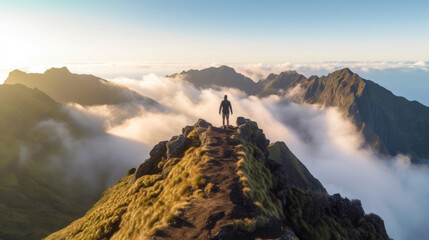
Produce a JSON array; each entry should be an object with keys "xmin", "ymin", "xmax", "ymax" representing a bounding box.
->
[{"xmin": 154, "ymin": 126, "xmax": 248, "ymax": 240}]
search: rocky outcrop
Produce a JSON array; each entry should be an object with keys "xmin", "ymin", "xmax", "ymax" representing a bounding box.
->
[
  {"xmin": 134, "ymin": 140, "xmax": 167, "ymax": 181},
  {"xmin": 236, "ymin": 117, "xmax": 270, "ymax": 161}
]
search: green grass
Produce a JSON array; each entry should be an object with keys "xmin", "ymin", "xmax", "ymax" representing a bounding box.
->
[
  {"xmin": 234, "ymin": 135, "xmax": 283, "ymax": 220},
  {"xmin": 45, "ymin": 144, "xmax": 210, "ymax": 240}
]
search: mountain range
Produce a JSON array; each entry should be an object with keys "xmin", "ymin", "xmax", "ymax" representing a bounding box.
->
[
  {"xmin": 45, "ymin": 118, "xmax": 389, "ymax": 240},
  {"xmin": 5, "ymin": 67, "xmax": 159, "ymax": 107},
  {"xmin": 171, "ymin": 66, "xmax": 429, "ymax": 163}
]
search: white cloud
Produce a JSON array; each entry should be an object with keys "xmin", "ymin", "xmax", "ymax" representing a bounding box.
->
[{"xmin": 231, "ymin": 61, "xmax": 429, "ymax": 81}]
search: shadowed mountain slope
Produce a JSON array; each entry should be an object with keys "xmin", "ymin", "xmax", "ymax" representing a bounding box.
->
[
  {"xmin": 0, "ymin": 84, "xmax": 98, "ymax": 240},
  {"xmin": 0, "ymin": 84, "xmax": 147, "ymax": 240},
  {"xmin": 4, "ymin": 67, "xmax": 159, "ymax": 107},
  {"xmin": 45, "ymin": 118, "xmax": 388, "ymax": 240},
  {"xmin": 173, "ymin": 66, "xmax": 429, "ymax": 163}
]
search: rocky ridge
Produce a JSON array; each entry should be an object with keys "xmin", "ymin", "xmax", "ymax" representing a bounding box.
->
[{"xmin": 45, "ymin": 118, "xmax": 388, "ymax": 240}]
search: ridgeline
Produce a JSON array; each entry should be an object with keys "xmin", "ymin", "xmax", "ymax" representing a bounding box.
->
[{"xmin": 45, "ymin": 118, "xmax": 389, "ymax": 240}]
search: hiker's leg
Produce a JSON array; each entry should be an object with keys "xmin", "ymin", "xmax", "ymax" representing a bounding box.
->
[
  {"xmin": 222, "ymin": 114, "xmax": 226, "ymax": 127},
  {"xmin": 226, "ymin": 113, "xmax": 229, "ymax": 127}
]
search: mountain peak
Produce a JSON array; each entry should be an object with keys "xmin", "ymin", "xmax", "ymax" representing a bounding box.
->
[
  {"xmin": 46, "ymin": 117, "xmax": 389, "ymax": 240},
  {"xmin": 7, "ymin": 69, "xmax": 28, "ymax": 79},
  {"xmin": 332, "ymin": 67, "xmax": 354, "ymax": 76},
  {"xmin": 218, "ymin": 65, "xmax": 235, "ymax": 71},
  {"xmin": 44, "ymin": 66, "xmax": 71, "ymax": 75}
]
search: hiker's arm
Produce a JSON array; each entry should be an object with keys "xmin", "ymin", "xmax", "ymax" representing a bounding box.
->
[
  {"xmin": 219, "ymin": 103, "xmax": 222, "ymax": 114},
  {"xmin": 230, "ymin": 103, "xmax": 233, "ymax": 115}
]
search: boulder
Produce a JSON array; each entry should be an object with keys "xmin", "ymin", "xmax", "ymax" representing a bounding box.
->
[
  {"xmin": 167, "ymin": 134, "xmax": 191, "ymax": 158},
  {"xmin": 182, "ymin": 119, "xmax": 212, "ymax": 137},
  {"xmin": 134, "ymin": 141, "xmax": 167, "ymax": 181},
  {"xmin": 329, "ymin": 194, "xmax": 364, "ymax": 224},
  {"xmin": 360, "ymin": 213, "xmax": 388, "ymax": 237},
  {"xmin": 194, "ymin": 118, "xmax": 212, "ymax": 128}
]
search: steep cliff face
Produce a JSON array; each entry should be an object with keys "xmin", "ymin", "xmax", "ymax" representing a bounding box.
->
[{"xmin": 45, "ymin": 118, "xmax": 388, "ymax": 240}]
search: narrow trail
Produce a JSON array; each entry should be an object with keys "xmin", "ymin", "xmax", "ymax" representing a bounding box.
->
[{"xmin": 155, "ymin": 126, "xmax": 247, "ymax": 240}]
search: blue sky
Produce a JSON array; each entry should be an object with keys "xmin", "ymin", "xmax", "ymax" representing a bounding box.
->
[
  {"xmin": 1, "ymin": 0, "xmax": 429, "ymax": 104},
  {"xmin": 1, "ymin": 0, "xmax": 428, "ymax": 64}
]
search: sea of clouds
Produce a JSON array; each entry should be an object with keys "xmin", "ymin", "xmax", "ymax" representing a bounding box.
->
[{"xmin": 51, "ymin": 72, "xmax": 429, "ymax": 239}]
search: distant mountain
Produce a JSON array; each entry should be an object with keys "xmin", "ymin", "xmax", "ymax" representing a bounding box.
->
[
  {"xmin": 258, "ymin": 71, "xmax": 307, "ymax": 97},
  {"xmin": 0, "ymin": 84, "xmax": 143, "ymax": 240},
  {"xmin": 45, "ymin": 118, "xmax": 388, "ymax": 240},
  {"xmin": 173, "ymin": 66, "xmax": 429, "ymax": 163},
  {"xmin": 169, "ymin": 65, "xmax": 260, "ymax": 95},
  {"xmin": 5, "ymin": 67, "xmax": 159, "ymax": 107}
]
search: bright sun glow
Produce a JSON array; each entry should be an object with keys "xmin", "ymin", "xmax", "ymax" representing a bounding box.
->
[{"xmin": 0, "ymin": 27, "xmax": 39, "ymax": 67}]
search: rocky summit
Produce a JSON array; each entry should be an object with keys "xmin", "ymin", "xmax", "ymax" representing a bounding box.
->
[{"xmin": 45, "ymin": 118, "xmax": 389, "ymax": 240}]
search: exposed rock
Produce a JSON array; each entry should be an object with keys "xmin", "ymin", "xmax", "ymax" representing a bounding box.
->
[
  {"xmin": 194, "ymin": 118, "xmax": 212, "ymax": 128},
  {"xmin": 182, "ymin": 119, "xmax": 212, "ymax": 138},
  {"xmin": 134, "ymin": 141, "xmax": 167, "ymax": 181},
  {"xmin": 236, "ymin": 117, "xmax": 270, "ymax": 160},
  {"xmin": 360, "ymin": 214, "xmax": 388, "ymax": 238},
  {"xmin": 182, "ymin": 125, "xmax": 194, "ymax": 137},
  {"xmin": 126, "ymin": 168, "xmax": 136, "ymax": 176},
  {"xmin": 166, "ymin": 135, "xmax": 191, "ymax": 158},
  {"xmin": 236, "ymin": 116, "xmax": 247, "ymax": 126},
  {"xmin": 150, "ymin": 140, "xmax": 168, "ymax": 160},
  {"xmin": 329, "ymin": 193, "xmax": 365, "ymax": 224}
]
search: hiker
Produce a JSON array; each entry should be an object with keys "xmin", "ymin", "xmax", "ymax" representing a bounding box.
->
[{"xmin": 219, "ymin": 95, "xmax": 233, "ymax": 129}]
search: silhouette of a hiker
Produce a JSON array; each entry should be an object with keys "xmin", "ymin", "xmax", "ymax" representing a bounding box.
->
[{"xmin": 219, "ymin": 95, "xmax": 233, "ymax": 129}]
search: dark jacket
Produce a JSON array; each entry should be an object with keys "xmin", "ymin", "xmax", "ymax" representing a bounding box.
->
[{"xmin": 219, "ymin": 100, "xmax": 233, "ymax": 114}]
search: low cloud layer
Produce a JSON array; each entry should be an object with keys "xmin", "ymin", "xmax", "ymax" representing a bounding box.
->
[
  {"xmin": 27, "ymin": 71, "xmax": 429, "ymax": 239},
  {"xmin": 232, "ymin": 61, "xmax": 429, "ymax": 81}
]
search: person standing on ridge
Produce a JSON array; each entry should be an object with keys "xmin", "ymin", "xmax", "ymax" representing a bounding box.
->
[{"xmin": 219, "ymin": 95, "xmax": 233, "ymax": 129}]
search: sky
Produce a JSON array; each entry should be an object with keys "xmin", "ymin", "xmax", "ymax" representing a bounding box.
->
[
  {"xmin": 1, "ymin": 0, "xmax": 428, "ymax": 67},
  {"xmin": 1, "ymin": 0, "xmax": 428, "ymax": 104}
]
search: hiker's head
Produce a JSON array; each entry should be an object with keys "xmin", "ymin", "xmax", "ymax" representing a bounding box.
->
[{"xmin": 224, "ymin": 95, "xmax": 227, "ymax": 100}]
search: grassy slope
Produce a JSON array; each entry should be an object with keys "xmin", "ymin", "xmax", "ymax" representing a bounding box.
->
[
  {"xmin": 45, "ymin": 145, "xmax": 209, "ymax": 240},
  {"xmin": 46, "ymin": 125, "xmax": 286, "ymax": 239},
  {"xmin": 0, "ymin": 84, "xmax": 100, "ymax": 240}
]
